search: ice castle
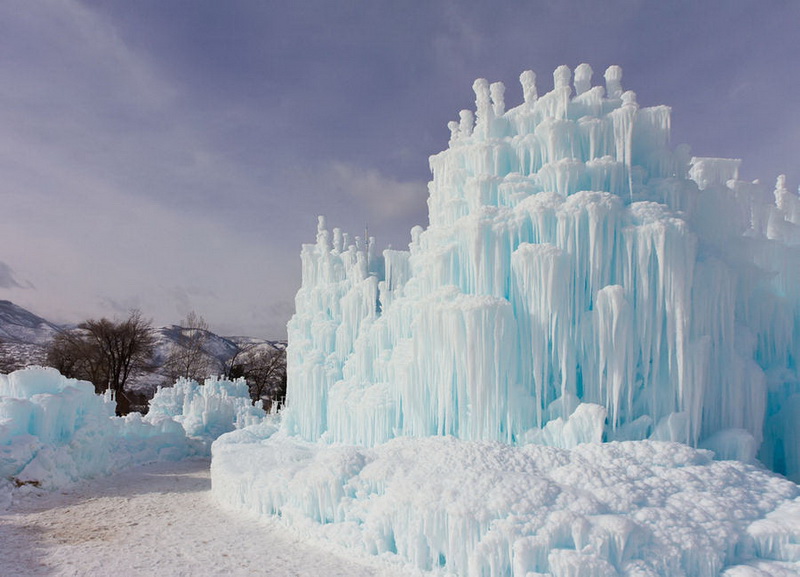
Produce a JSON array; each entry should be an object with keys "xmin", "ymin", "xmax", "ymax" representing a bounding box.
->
[{"xmin": 283, "ymin": 63, "xmax": 800, "ymax": 481}]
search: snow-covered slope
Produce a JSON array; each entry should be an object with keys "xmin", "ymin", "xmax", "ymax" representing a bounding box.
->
[
  {"xmin": 0, "ymin": 300, "xmax": 60, "ymax": 345},
  {"xmin": 0, "ymin": 301, "xmax": 60, "ymax": 368}
]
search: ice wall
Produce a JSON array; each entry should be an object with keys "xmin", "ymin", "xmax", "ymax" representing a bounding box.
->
[{"xmin": 284, "ymin": 64, "xmax": 800, "ymax": 481}]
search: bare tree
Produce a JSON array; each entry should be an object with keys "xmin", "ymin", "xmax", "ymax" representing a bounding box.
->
[
  {"xmin": 163, "ymin": 311, "xmax": 215, "ymax": 383},
  {"xmin": 47, "ymin": 329, "xmax": 106, "ymax": 388},
  {"xmin": 46, "ymin": 310, "xmax": 156, "ymax": 414},
  {"xmin": 231, "ymin": 346, "xmax": 287, "ymax": 410}
]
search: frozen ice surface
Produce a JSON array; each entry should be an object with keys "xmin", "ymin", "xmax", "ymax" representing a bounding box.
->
[
  {"xmin": 282, "ymin": 64, "xmax": 800, "ymax": 484},
  {"xmin": 212, "ymin": 430, "xmax": 800, "ymax": 576},
  {"xmin": 0, "ymin": 367, "xmax": 266, "ymax": 506}
]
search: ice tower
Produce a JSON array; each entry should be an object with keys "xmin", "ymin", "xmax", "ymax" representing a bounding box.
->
[{"xmin": 283, "ymin": 64, "xmax": 800, "ymax": 481}]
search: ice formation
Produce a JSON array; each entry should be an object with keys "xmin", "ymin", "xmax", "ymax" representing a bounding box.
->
[
  {"xmin": 209, "ymin": 64, "xmax": 800, "ymax": 577},
  {"xmin": 282, "ymin": 64, "xmax": 800, "ymax": 482},
  {"xmin": 0, "ymin": 367, "xmax": 188, "ymax": 499},
  {"xmin": 146, "ymin": 377, "xmax": 266, "ymax": 444},
  {"xmin": 0, "ymin": 367, "xmax": 266, "ymax": 506}
]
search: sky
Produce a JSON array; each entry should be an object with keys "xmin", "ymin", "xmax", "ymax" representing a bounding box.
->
[{"xmin": 1, "ymin": 0, "xmax": 799, "ymax": 338}]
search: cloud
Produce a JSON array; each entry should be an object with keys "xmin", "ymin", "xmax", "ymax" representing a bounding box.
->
[
  {"xmin": 0, "ymin": 0, "xmax": 175, "ymax": 114},
  {"xmin": 329, "ymin": 162, "xmax": 428, "ymax": 224}
]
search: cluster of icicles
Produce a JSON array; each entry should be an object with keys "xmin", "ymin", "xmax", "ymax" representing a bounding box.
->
[{"xmin": 284, "ymin": 64, "xmax": 800, "ymax": 483}]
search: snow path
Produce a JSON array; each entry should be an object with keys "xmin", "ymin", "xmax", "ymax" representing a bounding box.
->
[{"xmin": 0, "ymin": 459, "xmax": 412, "ymax": 577}]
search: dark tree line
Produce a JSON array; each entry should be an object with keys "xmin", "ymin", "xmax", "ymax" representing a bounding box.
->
[{"xmin": 0, "ymin": 338, "xmax": 20, "ymax": 374}]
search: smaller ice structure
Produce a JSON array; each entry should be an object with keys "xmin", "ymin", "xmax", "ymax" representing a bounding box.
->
[
  {"xmin": 0, "ymin": 367, "xmax": 268, "ymax": 507},
  {"xmin": 212, "ymin": 431, "xmax": 800, "ymax": 577},
  {"xmin": 146, "ymin": 377, "xmax": 267, "ymax": 447},
  {"xmin": 0, "ymin": 367, "xmax": 189, "ymax": 497}
]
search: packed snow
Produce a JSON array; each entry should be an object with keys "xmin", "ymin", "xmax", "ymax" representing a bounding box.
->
[
  {"xmin": 0, "ymin": 458, "xmax": 412, "ymax": 577},
  {"xmin": 212, "ymin": 64, "xmax": 800, "ymax": 577},
  {"xmin": 213, "ymin": 430, "xmax": 800, "ymax": 576}
]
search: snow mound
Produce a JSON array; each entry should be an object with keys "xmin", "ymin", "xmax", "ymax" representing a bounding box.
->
[{"xmin": 212, "ymin": 430, "xmax": 800, "ymax": 576}]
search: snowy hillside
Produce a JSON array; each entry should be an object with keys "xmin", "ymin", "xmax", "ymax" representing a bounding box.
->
[
  {"xmin": 0, "ymin": 300, "xmax": 60, "ymax": 368},
  {"xmin": 0, "ymin": 300, "xmax": 60, "ymax": 345}
]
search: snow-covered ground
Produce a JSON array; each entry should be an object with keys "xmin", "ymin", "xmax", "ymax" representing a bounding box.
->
[{"xmin": 0, "ymin": 458, "xmax": 413, "ymax": 577}]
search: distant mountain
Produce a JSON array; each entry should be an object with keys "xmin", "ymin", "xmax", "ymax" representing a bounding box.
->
[
  {"xmin": 153, "ymin": 325, "xmax": 241, "ymax": 368},
  {"xmin": 0, "ymin": 300, "xmax": 60, "ymax": 345},
  {"xmin": 0, "ymin": 301, "xmax": 286, "ymax": 393},
  {"xmin": 0, "ymin": 300, "xmax": 61, "ymax": 367}
]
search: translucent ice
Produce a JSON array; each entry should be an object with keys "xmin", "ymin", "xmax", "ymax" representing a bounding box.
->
[
  {"xmin": 214, "ymin": 64, "xmax": 800, "ymax": 576},
  {"xmin": 0, "ymin": 368, "xmax": 267, "ymax": 504},
  {"xmin": 282, "ymin": 64, "xmax": 800, "ymax": 484},
  {"xmin": 0, "ymin": 367, "xmax": 190, "ymax": 493},
  {"xmin": 146, "ymin": 377, "xmax": 266, "ymax": 444}
]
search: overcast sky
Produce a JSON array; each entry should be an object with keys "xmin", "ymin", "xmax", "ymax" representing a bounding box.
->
[{"xmin": 1, "ymin": 0, "xmax": 798, "ymax": 338}]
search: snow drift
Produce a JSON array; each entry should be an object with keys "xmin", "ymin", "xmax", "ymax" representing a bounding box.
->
[{"xmin": 212, "ymin": 63, "xmax": 800, "ymax": 576}]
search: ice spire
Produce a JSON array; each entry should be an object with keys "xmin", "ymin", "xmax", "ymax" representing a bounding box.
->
[
  {"xmin": 519, "ymin": 70, "xmax": 538, "ymax": 104},
  {"xmin": 472, "ymin": 78, "xmax": 493, "ymax": 138},
  {"xmin": 574, "ymin": 62, "xmax": 593, "ymax": 96},
  {"xmin": 459, "ymin": 109, "xmax": 474, "ymax": 137},
  {"xmin": 490, "ymin": 81, "xmax": 506, "ymax": 117},
  {"xmin": 604, "ymin": 65, "xmax": 623, "ymax": 98}
]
